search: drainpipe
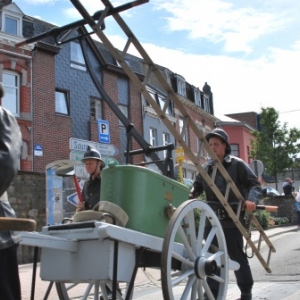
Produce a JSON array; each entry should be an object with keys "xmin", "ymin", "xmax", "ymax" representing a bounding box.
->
[{"xmin": 30, "ymin": 50, "xmax": 34, "ymax": 171}]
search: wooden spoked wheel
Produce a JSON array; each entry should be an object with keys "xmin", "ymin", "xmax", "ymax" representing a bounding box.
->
[{"xmin": 161, "ymin": 200, "xmax": 229, "ymax": 300}]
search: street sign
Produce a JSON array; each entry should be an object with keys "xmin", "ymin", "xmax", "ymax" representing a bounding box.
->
[
  {"xmin": 69, "ymin": 138, "xmax": 119, "ymax": 156},
  {"xmin": 249, "ymin": 160, "xmax": 264, "ymax": 176},
  {"xmin": 97, "ymin": 119, "xmax": 110, "ymax": 144},
  {"xmin": 70, "ymin": 150, "xmax": 119, "ymax": 166},
  {"xmin": 34, "ymin": 144, "xmax": 43, "ymax": 156},
  {"xmin": 74, "ymin": 165, "xmax": 89, "ymax": 180},
  {"xmin": 67, "ymin": 192, "xmax": 79, "ymax": 207}
]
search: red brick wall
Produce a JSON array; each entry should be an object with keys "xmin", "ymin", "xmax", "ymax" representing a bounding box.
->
[
  {"xmin": 226, "ymin": 112, "xmax": 258, "ymax": 130},
  {"xmin": 102, "ymin": 70, "xmax": 121, "ymax": 162},
  {"xmin": 129, "ymin": 80, "xmax": 144, "ymax": 164},
  {"xmin": 32, "ymin": 48, "xmax": 72, "ymax": 172},
  {"xmin": 0, "ymin": 45, "xmax": 32, "ymax": 171},
  {"xmin": 222, "ymin": 124, "xmax": 256, "ymax": 163}
]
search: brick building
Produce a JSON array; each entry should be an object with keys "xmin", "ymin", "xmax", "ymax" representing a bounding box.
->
[{"xmin": 0, "ymin": 0, "xmax": 257, "ymax": 182}]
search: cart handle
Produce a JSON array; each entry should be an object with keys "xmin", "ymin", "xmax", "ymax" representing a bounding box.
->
[{"xmin": 256, "ymin": 205, "xmax": 278, "ymax": 212}]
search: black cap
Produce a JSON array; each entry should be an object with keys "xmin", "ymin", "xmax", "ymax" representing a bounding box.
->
[{"xmin": 205, "ymin": 128, "xmax": 231, "ymax": 155}]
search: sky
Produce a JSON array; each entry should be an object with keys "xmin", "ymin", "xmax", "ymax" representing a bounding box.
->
[{"xmin": 17, "ymin": 0, "xmax": 300, "ymax": 129}]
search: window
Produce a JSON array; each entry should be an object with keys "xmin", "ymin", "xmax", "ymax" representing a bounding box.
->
[
  {"xmin": 157, "ymin": 95, "xmax": 172, "ymax": 115},
  {"xmin": 179, "ymin": 118, "xmax": 188, "ymax": 143},
  {"xmin": 2, "ymin": 72, "xmax": 20, "ymax": 116},
  {"xmin": 150, "ymin": 128, "xmax": 157, "ymax": 146},
  {"xmin": 194, "ymin": 89, "xmax": 201, "ymax": 107},
  {"xmin": 55, "ymin": 90, "xmax": 69, "ymax": 115},
  {"xmin": 1, "ymin": 11, "xmax": 22, "ymax": 36},
  {"xmin": 118, "ymin": 104, "xmax": 128, "ymax": 126},
  {"xmin": 116, "ymin": 59, "xmax": 130, "ymax": 68},
  {"xmin": 4, "ymin": 16, "xmax": 17, "ymax": 35},
  {"xmin": 70, "ymin": 42, "xmax": 86, "ymax": 71},
  {"xmin": 91, "ymin": 98, "xmax": 102, "ymax": 120},
  {"xmin": 162, "ymin": 132, "xmax": 170, "ymax": 158},
  {"xmin": 230, "ymin": 144, "xmax": 239, "ymax": 157},
  {"xmin": 197, "ymin": 139, "xmax": 206, "ymax": 158},
  {"xmin": 178, "ymin": 80, "xmax": 186, "ymax": 97},
  {"xmin": 203, "ymin": 96, "xmax": 210, "ymax": 112},
  {"xmin": 176, "ymin": 75, "xmax": 186, "ymax": 97}
]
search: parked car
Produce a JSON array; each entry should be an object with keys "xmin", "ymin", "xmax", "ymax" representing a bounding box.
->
[
  {"xmin": 183, "ymin": 178, "xmax": 194, "ymax": 189},
  {"xmin": 262, "ymin": 187, "xmax": 280, "ymax": 196}
]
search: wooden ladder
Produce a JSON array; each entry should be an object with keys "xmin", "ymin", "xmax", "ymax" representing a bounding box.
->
[{"xmin": 73, "ymin": 0, "xmax": 277, "ymax": 272}]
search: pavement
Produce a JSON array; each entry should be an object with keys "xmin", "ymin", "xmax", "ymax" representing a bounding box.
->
[{"xmin": 18, "ymin": 225, "xmax": 299, "ymax": 300}]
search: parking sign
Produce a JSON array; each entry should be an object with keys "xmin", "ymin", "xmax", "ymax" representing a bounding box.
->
[{"xmin": 97, "ymin": 119, "xmax": 110, "ymax": 144}]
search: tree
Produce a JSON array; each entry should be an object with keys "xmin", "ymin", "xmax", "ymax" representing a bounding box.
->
[{"xmin": 250, "ymin": 107, "xmax": 300, "ymax": 189}]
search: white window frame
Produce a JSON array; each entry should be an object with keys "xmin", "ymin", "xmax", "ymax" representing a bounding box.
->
[
  {"xmin": 194, "ymin": 89, "xmax": 201, "ymax": 107},
  {"xmin": 179, "ymin": 118, "xmax": 188, "ymax": 143},
  {"xmin": 230, "ymin": 144, "xmax": 239, "ymax": 157},
  {"xmin": 178, "ymin": 80, "xmax": 186, "ymax": 97},
  {"xmin": 55, "ymin": 90, "xmax": 69, "ymax": 115},
  {"xmin": 70, "ymin": 42, "xmax": 86, "ymax": 71},
  {"xmin": 1, "ymin": 11, "xmax": 22, "ymax": 36},
  {"xmin": 118, "ymin": 104, "xmax": 128, "ymax": 126},
  {"xmin": 176, "ymin": 75, "xmax": 186, "ymax": 97},
  {"xmin": 203, "ymin": 96, "xmax": 210, "ymax": 112},
  {"xmin": 158, "ymin": 95, "xmax": 172, "ymax": 115},
  {"xmin": 150, "ymin": 128, "xmax": 157, "ymax": 146},
  {"xmin": 91, "ymin": 98, "xmax": 102, "ymax": 120},
  {"xmin": 2, "ymin": 71, "xmax": 20, "ymax": 116},
  {"xmin": 162, "ymin": 132, "xmax": 170, "ymax": 158}
]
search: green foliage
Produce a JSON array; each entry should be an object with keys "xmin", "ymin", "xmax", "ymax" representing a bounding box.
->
[
  {"xmin": 272, "ymin": 217, "xmax": 290, "ymax": 225},
  {"xmin": 250, "ymin": 107, "xmax": 300, "ymax": 179},
  {"xmin": 254, "ymin": 210, "xmax": 270, "ymax": 229}
]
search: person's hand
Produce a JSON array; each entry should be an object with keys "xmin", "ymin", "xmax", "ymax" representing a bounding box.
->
[
  {"xmin": 243, "ymin": 200, "xmax": 256, "ymax": 212},
  {"xmin": 76, "ymin": 201, "xmax": 85, "ymax": 212}
]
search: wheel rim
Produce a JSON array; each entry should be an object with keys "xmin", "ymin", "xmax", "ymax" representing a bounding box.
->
[{"xmin": 161, "ymin": 200, "xmax": 229, "ymax": 300}]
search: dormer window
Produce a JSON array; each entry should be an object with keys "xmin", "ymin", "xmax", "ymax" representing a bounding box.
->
[
  {"xmin": 0, "ymin": 4, "xmax": 23, "ymax": 37},
  {"xmin": 194, "ymin": 88, "xmax": 201, "ymax": 107},
  {"xmin": 203, "ymin": 96, "xmax": 210, "ymax": 113},
  {"xmin": 175, "ymin": 74, "xmax": 186, "ymax": 97}
]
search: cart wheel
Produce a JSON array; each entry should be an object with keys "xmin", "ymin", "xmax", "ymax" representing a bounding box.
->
[
  {"xmin": 55, "ymin": 282, "xmax": 129, "ymax": 300},
  {"xmin": 161, "ymin": 200, "xmax": 229, "ymax": 300}
]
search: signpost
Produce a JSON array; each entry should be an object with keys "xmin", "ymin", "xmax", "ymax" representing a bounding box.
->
[
  {"xmin": 97, "ymin": 119, "xmax": 110, "ymax": 144},
  {"xmin": 70, "ymin": 150, "xmax": 119, "ymax": 166},
  {"xmin": 249, "ymin": 160, "xmax": 264, "ymax": 177},
  {"xmin": 175, "ymin": 147, "xmax": 184, "ymax": 183},
  {"xmin": 69, "ymin": 138, "xmax": 119, "ymax": 157}
]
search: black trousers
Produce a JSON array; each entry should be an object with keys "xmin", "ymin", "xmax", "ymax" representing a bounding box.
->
[
  {"xmin": 205, "ymin": 226, "xmax": 253, "ymax": 295},
  {"xmin": 0, "ymin": 244, "xmax": 21, "ymax": 300},
  {"xmin": 297, "ymin": 211, "xmax": 300, "ymax": 226}
]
